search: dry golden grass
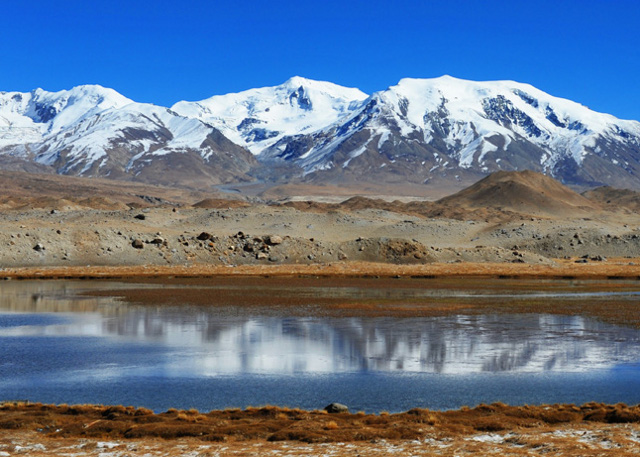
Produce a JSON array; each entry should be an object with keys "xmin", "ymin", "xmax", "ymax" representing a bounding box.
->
[
  {"xmin": 2, "ymin": 403, "xmax": 640, "ymax": 455},
  {"xmin": 2, "ymin": 401, "xmax": 640, "ymax": 444},
  {"xmin": 4, "ymin": 258, "xmax": 640, "ymax": 281}
]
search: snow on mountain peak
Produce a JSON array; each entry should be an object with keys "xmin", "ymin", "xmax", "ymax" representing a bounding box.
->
[
  {"xmin": 38, "ymin": 85, "xmax": 132, "ymax": 129},
  {"xmin": 2, "ymin": 76, "xmax": 640, "ymax": 190},
  {"xmin": 281, "ymin": 76, "xmax": 367, "ymax": 100},
  {"xmin": 171, "ymin": 77, "xmax": 368, "ymax": 154},
  {"xmin": 358, "ymin": 75, "xmax": 640, "ymax": 168}
]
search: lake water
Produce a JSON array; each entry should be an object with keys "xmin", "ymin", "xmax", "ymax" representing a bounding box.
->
[{"xmin": 1, "ymin": 279, "xmax": 640, "ymax": 412}]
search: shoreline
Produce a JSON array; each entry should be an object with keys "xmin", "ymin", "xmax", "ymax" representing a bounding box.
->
[
  {"xmin": 3, "ymin": 259, "xmax": 640, "ymax": 280},
  {"xmin": 1, "ymin": 401, "xmax": 640, "ymax": 456}
]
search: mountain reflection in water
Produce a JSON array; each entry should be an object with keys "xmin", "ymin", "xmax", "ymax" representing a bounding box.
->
[
  {"xmin": 2, "ymin": 280, "xmax": 640, "ymax": 412},
  {"xmin": 100, "ymin": 310, "xmax": 639, "ymax": 374},
  {"xmin": 2, "ymin": 304, "xmax": 636, "ymax": 375}
]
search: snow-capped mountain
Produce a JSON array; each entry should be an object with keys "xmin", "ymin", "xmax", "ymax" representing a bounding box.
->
[
  {"xmin": 171, "ymin": 76, "xmax": 368, "ymax": 155},
  {"xmin": 0, "ymin": 85, "xmax": 131, "ymax": 151},
  {"xmin": 259, "ymin": 76, "xmax": 640, "ymax": 188},
  {"xmin": 1, "ymin": 76, "xmax": 640, "ymax": 190},
  {"xmin": 0, "ymin": 85, "xmax": 257, "ymax": 186}
]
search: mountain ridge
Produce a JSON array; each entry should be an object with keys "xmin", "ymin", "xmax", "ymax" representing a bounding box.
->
[{"xmin": 1, "ymin": 76, "xmax": 640, "ymax": 192}]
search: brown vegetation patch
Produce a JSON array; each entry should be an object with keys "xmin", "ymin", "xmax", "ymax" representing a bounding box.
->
[
  {"xmin": 5, "ymin": 258, "xmax": 640, "ymax": 281},
  {"xmin": 71, "ymin": 274, "xmax": 640, "ymax": 328},
  {"xmin": 2, "ymin": 401, "xmax": 640, "ymax": 445}
]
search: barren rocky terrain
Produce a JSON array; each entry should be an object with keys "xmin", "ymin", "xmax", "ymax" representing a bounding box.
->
[{"xmin": 1, "ymin": 171, "xmax": 640, "ymax": 271}]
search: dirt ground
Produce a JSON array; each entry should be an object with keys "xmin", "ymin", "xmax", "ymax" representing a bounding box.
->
[{"xmin": 1, "ymin": 193, "xmax": 640, "ymax": 271}]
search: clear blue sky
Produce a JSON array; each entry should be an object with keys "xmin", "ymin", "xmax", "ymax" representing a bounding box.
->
[{"xmin": 3, "ymin": 0, "xmax": 639, "ymax": 120}]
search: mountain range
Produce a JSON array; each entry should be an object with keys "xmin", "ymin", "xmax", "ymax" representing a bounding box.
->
[{"xmin": 1, "ymin": 76, "xmax": 639, "ymax": 192}]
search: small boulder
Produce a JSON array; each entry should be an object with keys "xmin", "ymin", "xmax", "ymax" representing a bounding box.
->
[
  {"xmin": 324, "ymin": 403, "xmax": 349, "ymax": 414},
  {"xmin": 256, "ymin": 252, "xmax": 268, "ymax": 260},
  {"xmin": 132, "ymin": 239, "xmax": 144, "ymax": 249},
  {"xmin": 266, "ymin": 235, "xmax": 283, "ymax": 245},
  {"xmin": 134, "ymin": 214, "xmax": 146, "ymax": 220},
  {"xmin": 337, "ymin": 251, "xmax": 348, "ymax": 260},
  {"xmin": 33, "ymin": 243, "xmax": 45, "ymax": 252},
  {"xmin": 197, "ymin": 232, "xmax": 212, "ymax": 241}
]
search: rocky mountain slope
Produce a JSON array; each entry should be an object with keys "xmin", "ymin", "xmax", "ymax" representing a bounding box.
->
[
  {"xmin": 1, "ymin": 77, "xmax": 640, "ymax": 191},
  {"xmin": 257, "ymin": 76, "xmax": 640, "ymax": 189},
  {"xmin": 0, "ymin": 85, "xmax": 257, "ymax": 187}
]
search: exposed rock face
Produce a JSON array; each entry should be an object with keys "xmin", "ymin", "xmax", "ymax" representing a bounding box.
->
[{"xmin": 2, "ymin": 170, "xmax": 640, "ymax": 269}]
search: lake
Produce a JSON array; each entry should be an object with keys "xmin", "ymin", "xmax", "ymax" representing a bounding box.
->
[{"xmin": 1, "ymin": 278, "xmax": 640, "ymax": 413}]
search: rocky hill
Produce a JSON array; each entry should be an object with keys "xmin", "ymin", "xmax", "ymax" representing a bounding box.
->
[
  {"xmin": 437, "ymin": 170, "xmax": 601, "ymax": 217},
  {"xmin": 582, "ymin": 186, "xmax": 640, "ymax": 213}
]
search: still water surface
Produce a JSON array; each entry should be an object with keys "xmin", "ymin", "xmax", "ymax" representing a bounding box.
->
[{"xmin": 1, "ymin": 280, "xmax": 640, "ymax": 412}]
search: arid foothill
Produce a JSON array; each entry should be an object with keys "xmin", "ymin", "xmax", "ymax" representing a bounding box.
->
[{"xmin": 0, "ymin": 169, "xmax": 639, "ymax": 275}]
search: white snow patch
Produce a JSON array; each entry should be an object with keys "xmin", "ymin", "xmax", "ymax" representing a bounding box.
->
[
  {"xmin": 96, "ymin": 441, "xmax": 121, "ymax": 449},
  {"xmin": 377, "ymin": 130, "xmax": 391, "ymax": 149},
  {"xmin": 468, "ymin": 433, "xmax": 504, "ymax": 443}
]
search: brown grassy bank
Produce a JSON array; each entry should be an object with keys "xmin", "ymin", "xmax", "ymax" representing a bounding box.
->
[
  {"xmin": 4, "ymin": 262, "xmax": 640, "ymax": 328},
  {"xmin": 69, "ymin": 274, "xmax": 640, "ymax": 329},
  {"xmin": 3, "ymin": 258, "xmax": 640, "ymax": 280},
  {"xmin": 1, "ymin": 401, "xmax": 640, "ymax": 443},
  {"xmin": 1, "ymin": 402, "xmax": 640, "ymax": 456}
]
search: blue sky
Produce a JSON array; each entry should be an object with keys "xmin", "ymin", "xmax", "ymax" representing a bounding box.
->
[{"xmin": 3, "ymin": 0, "xmax": 639, "ymax": 120}]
